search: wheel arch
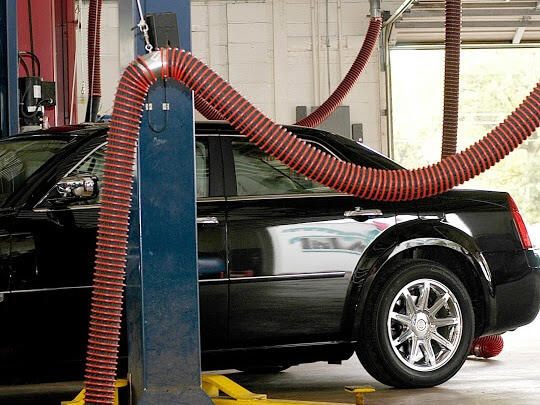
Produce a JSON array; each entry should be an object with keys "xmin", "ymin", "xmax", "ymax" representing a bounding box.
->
[{"xmin": 343, "ymin": 221, "xmax": 494, "ymax": 342}]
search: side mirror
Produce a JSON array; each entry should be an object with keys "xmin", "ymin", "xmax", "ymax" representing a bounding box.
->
[{"xmin": 54, "ymin": 174, "xmax": 99, "ymax": 202}]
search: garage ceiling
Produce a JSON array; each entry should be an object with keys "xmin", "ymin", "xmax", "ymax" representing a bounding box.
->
[{"xmin": 389, "ymin": 0, "xmax": 540, "ymax": 45}]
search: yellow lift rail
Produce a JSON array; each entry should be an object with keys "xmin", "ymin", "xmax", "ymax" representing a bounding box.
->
[
  {"xmin": 343, "ymin": 386, "xmax": 376, "ymax": 405},
  {"xmin": 61, "ymin": 379, "xmax": 128, "ymax": 405},
  {"xmin": 62, "ymin": 375, "xmax": 374, "ymax": 405},
  {"xmin": 202, "ymin": 375, "xmax": 374, "ymax": 405}
]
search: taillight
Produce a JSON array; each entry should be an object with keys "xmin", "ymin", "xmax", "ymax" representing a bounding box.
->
[{"xmin": 509, "ymin": 195, "xmax": 532, "ymax": 249}]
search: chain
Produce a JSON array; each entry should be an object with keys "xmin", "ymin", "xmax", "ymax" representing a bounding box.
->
[{"xmin": 136, "ymin": 0, "xmax": 154, "ymax": 52}]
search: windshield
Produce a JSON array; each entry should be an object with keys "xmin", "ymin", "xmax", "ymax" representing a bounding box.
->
[{"xmin": 0, "ymin": 139, "xmax": 68, "ymax": 205}]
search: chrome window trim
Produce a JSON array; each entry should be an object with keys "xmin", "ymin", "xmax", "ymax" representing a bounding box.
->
[
  {"xmin": 32, "ymin": 197, "xmax": 227, "ymax": 213},
  {"xmin": 228, "ymin": 134, "xmax": 340, "ymax": 160},
  {"xmin": 199, "ymin": 134, "xmax": 221, "ymax": 137},
  {"xmin": 199, "ymin": 278, "xmax": 229, "ymax": 285},
  {"xmin": 197, "ymin": 197, "xmax": 227, "ymax": 203},
  {"xmin": 229, "ymin": 271, "xmax": 346, "ymax": 284},
  {"xmin": 8, "ymin": 285, "xmax": 92, "ymax": 294},
  {"xmin": 33, "ymin": 204, "xmax": 101, "ymax": 213},
  {"xmin": 226, "ymin": 192, "xmax": 349, "ymax": 202}
]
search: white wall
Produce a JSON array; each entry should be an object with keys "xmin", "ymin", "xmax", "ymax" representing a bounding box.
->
[
  {"xmin": 75, "ymin": 0, "xmax": 120, "ymax": 123},
  {"xmin": 192, "ymin": 0, "xmax": 389, "ymax": 151},
  {"xmin": 75, "ymin": 0, "xmax": 405, "ymax": 153}
]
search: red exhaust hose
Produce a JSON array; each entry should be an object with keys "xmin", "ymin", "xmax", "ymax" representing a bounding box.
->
[
  {"xmin": 441, "ymin": 0, "xmax": 462, "ymax": 158},
  {"xmin": 470, "ymin": 335, "xmax": 504, "ymax": 358},
  {"xmin": 83, "ymin": 48, "xmax": 539, "ymax": 403},
  {"xmin": 195, "ymin": 92, "xmax": 226, "ymax": 120},
  {"xmin": 295, "ymin": 18, "xmax": 382, "ymax": 127},
  {"xmin": 85, "ymin": 0, "xmax": 103, "ymax": 122},
  {"xmin": 192, "ymin": 18, "xmax": 382, "ymax": 126}
]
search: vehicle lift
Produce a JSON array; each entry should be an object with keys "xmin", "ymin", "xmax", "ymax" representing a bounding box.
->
[
  {"xmin": 95, "ymin": 1, "xmax": 373, "ymax": 403},
  {"xmin": 2, "ymin": 0, "xmax": 524, "ymax": 403},
  {"xmin": 0, "ymin": 0, "xmax": 372, "ymax": 403}
]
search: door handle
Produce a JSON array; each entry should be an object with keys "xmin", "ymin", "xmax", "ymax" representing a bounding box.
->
[
  {"xmin": 344, "ymin": 208, "xmax": 383, "ymax": 218},
  {"xmin": 197, "ymin": 216, "xmax": 219, "ymax": 224}
]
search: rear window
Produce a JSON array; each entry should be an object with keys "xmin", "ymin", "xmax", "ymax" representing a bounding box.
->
[{"xmin": 0, "ymin": 139, "xmax": 67, "ymax": 205}]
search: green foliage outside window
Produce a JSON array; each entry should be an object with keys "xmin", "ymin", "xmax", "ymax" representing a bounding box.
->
[{"xmin": 391, "ymin": 48, "xmax": 540, "ymax": 244}]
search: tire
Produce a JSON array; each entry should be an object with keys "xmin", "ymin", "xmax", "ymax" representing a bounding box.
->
[{"xmin": 356, "ymin": 259, "xmax": 474, "ymax": 388}]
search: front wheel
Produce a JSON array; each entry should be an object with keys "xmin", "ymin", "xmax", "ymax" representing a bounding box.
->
[{"xmin": 357, "ymin": 259, "xmax": 474, "ymax": 388}]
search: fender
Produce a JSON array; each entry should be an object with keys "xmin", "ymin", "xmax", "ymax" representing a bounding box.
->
[{"xmin": 341, "ymin": 219, "xmax": 495, "ymax": 342}]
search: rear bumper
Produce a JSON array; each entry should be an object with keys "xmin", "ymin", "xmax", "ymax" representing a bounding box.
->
[{"xmin": 481, "ymin": 249, "xmax": 540, "ymax": 335}]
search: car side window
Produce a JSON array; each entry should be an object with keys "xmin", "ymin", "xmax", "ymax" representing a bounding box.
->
[
  {"xmin": 195, "ymin": 139, "xmax": 209, "ymax": 198},
  {"xmin": 37, "ymin": 138, "xmax": 210, "ymax": 208},
  {"xmin": 231, "ymin": 140, "xmax": 334, "ymax": 196},
  {"xmin": 73, "ymin": 140, "xmax": 210, "ymax": 199}
]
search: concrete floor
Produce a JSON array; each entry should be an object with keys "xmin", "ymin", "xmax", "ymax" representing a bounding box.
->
[{"xmin": 1, "ymin": 314, "xmax": 539, "ymax": 405}]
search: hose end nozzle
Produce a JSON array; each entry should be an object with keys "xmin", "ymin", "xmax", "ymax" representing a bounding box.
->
[{"xmin": 370, "ymin": 0, "xmax": 382, "ymax": 18}]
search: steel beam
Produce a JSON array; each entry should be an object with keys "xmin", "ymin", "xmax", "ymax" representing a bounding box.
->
[
  {"xmin": 0, "ymin": 0, "xmax": 19, "ymax": 137},
  {"xmin": 121, "ymin": 0, "xmax": 213, "ymax": 404},
  {"xmin": 396, "ymin": 20, "xmax": 540, "ymax": 29},
  {"xmin": 402, "ymin": 9, "xmax": 540, "ymax": 18}
]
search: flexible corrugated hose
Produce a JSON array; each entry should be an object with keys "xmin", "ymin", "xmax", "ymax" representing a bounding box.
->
[
  {"xmin": 295, "ymin": 17, "xmax": 382, "ymax": 127},
  {"xmin": 470, "ymin": 335, "xmax": 504, "ymax": 358},
  {"xmin": 194, "ymin": 17, "xmax": 382, "ymax": 126},
  {"xmin": 82, "ymin": 48, "xmax": 539, "ymax": 403},
  {"xmin": 85, "ymin": 0, "xmax": 102, "ymax": 122},
  {"xmin": 441, "ymin": 0, "xmax": 462, "ymax": 158},
  {"xmin": 195, "ymin": 92, "xmax": 225, "ymax": 120}
]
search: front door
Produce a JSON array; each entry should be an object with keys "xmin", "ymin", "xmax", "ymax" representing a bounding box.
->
[
  {"xmin": 0, "ymin": 221, "xmax": 13, "ymax": 380},
  {"xmin": 6, "ymin": 140, "xmax": 106, "ymax": 379}
]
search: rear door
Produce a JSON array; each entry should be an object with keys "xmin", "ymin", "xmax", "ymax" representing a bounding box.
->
[{"xmin": 223, "ymin": 135, "xmax": 395, "ymax": 348}]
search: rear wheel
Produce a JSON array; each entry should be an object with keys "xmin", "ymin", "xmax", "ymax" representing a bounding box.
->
[{"xmin": 357, "ymin": 259, "xmax": 474, "ymax": 388}]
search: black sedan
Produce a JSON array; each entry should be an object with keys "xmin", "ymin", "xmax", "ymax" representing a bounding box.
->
[{"xmin": 0, "ymin": 122, "xmax": 538, "ymax": 388}]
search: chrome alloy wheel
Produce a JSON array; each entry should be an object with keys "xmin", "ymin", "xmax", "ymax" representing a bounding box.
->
[{"xmin": 387, "ymin": 278, "xmax": 463, "ymax": 372}]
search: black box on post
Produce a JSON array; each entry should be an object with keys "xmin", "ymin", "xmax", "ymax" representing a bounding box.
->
[{"xmin": 147, "ymin": 12, "xmax": 180, "ymax": 49}]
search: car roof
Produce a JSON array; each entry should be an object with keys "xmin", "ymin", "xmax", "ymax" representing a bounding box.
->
[
  {"xmin": 6, "ymin": 121, "xmax": 402, "ymax": 170},
  {"xmin": 6, "ymin": 123, "xmax": 109, "ymax": 142},
  {"xmin": 9, "ymin": 121, "xmax": 353, "ymax": 146}
]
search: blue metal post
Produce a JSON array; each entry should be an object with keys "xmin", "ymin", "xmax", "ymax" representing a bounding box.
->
[
  {"xmin": 0, "ymin": 0, "xmax": 19, "ymax": 137},
  {"xmin": 122, "ymin": 0, "xmax": 213, "ymax": 403}
]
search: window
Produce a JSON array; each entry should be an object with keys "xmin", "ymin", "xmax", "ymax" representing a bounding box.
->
[
  {"xmin": 0, "ymin": 139, "xmax": 67, "ymax": 206},
  {"xmin": 195, "ymin": 139, "xmax": 209, "ymax": 198},
  {"xmin": 231, "ymin": 140, "xmax": 333, "ymax": 196},
  {"xmin": 37, "ymin": 138, "xmax": 210, "ymax": 207},
  {"xmin": 390, "ymin": 48, "xmax": 540, "ymax": 246}
]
